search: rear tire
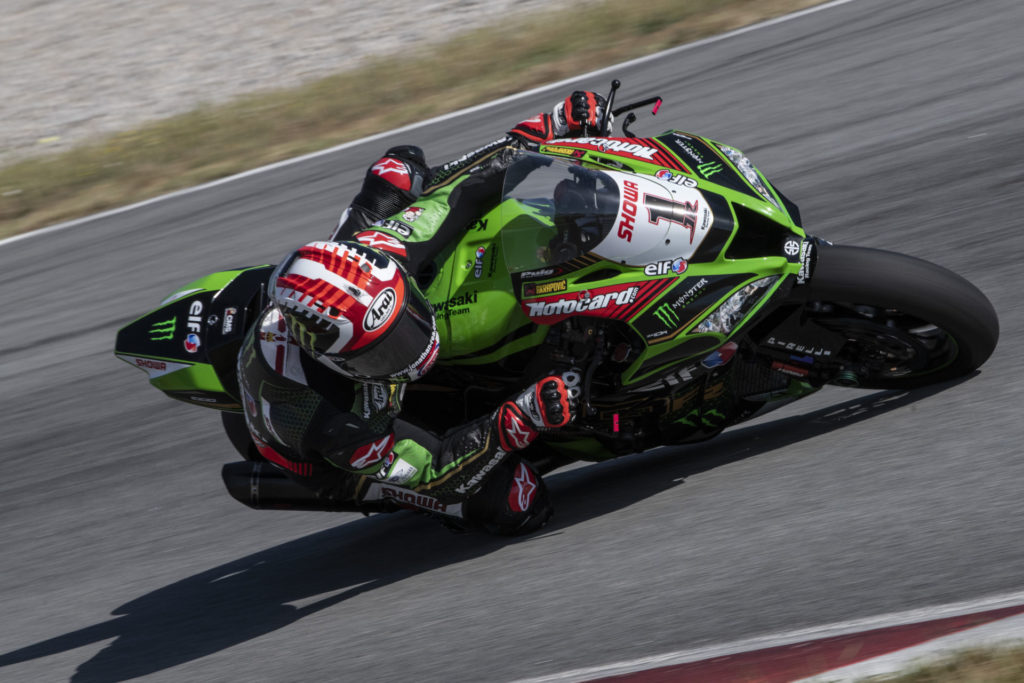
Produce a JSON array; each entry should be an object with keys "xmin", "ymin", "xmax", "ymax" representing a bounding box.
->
[{"xmin": 799, "ymin": 244, "xmax": 998, "ymax": 389}]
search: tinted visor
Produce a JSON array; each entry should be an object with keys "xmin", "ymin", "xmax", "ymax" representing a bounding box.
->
[{"xmin": 323, "ymin": 285, "xmax": 436, "ymax": 381}]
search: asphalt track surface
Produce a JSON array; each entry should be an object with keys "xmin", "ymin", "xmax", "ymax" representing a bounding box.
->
[{"xmin": 1, "ymin": 1, "xmax": 1022, "ymax": 680}]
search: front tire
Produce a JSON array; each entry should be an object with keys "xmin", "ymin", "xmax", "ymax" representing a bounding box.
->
[{"xmin": 798, "ymin": 244, "xmax": 999, "ymax": 389}]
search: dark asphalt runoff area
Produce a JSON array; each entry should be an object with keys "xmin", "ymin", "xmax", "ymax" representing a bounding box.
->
[{"xmin": 1, "ymin": 0, "xmax": 1022, "ymax": 680}]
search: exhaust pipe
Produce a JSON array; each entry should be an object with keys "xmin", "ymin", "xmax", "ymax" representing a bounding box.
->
[{"xmin": 221, "ymin": 461, "xmax": 388, "ymax": 513}]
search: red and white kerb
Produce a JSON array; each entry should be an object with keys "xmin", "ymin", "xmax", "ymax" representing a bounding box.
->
[{"xmin": 272, "ymin": 241, "xmax": 406, "ymax": 354}]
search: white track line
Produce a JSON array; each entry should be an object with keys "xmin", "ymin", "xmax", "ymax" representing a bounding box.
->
[
  {"xmin": 515, "ymin": 590, "xmax": 1024, "ymax": 682},
  {"xmin": 0, "ymin": 0, "xmax": 861, "ymax": 249}
]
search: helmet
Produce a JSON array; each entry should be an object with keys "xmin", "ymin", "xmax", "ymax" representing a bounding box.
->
[{"xmin": 269, "ymin": 240, "xmax": 439, "ymax": 382}]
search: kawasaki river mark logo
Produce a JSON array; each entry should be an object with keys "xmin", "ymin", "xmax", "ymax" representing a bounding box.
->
[{"xmin": 148, "ymin": 318, "xmax": 176, "ymax": 341}]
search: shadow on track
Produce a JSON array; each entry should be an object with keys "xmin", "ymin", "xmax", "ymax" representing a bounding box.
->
[{"xmin": 0, "ymin": 381, "xmax": 966, "ymax": 682}]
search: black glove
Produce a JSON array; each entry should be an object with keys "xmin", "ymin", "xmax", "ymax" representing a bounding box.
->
[
  {"xmin": 555, "ymin": 91, "xmax": 610, "ymax": 136},
  {"xmin": 495, "ymin": 372, "xmax": 581, "ymax": 452}
]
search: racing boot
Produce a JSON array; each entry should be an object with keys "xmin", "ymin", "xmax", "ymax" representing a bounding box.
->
[{"xmin": 461, "ymin": 458, "xmax": 553, "ymax": 536}]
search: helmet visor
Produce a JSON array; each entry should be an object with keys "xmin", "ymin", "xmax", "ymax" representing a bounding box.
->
[{"xmin": 321, "ymin": 284, "xmax": 438, "ymax": 382}]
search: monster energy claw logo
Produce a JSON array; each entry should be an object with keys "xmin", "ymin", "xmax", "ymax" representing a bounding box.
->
[
  {"xmin": 697, "ymin": 161, "xmax": 723, "ymax": 179},
  {"xmin": 653, "ymin": 304, "xmax": 680, "ymax": 328},
  {"xmin": 148, "ymin": 318, "xmax": 176, "ymax": 341},
  {"xmin": 289, "ymin": 318, "xmax": 318, "ymax": 352}
]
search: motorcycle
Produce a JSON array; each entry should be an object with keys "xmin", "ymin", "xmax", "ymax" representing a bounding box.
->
[{"xmin": 114, "ymin": 80, "xmax": 999, "ymax": 525}]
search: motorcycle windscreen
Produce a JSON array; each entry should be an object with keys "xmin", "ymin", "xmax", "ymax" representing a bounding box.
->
[{"xmin": 499, "ymin": 152, "xmax": 620, "ymax": 273}]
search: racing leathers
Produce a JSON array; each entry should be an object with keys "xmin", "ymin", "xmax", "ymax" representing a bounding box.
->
[
  {"xmin": 234, "ymin": 92, "xmax": 604, "ymax": 534},
  {"xmin": 237, "ymin": 310, "xmax": 578, "ymax": 534}
]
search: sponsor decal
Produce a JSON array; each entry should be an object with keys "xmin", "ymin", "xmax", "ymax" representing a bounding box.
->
[
  {"xmin": 148, "ymin": 317, "xmax": 176, "ymax": 341},
  {"xmin": 184, "ymin": 332, "xmax": 201, "ymax": 353},
  {"xmin": 134, "ymin": 358, "xmax": 166, "ymax": 372},
  {"xmin": 455, "ymin": 450, "xmax": 507, "ymax": 495},
  {"xmin": 363, "ymin": 287, "xmax": 398, "ymax": 332},
  {"xmin": 487, "ymin": 248, "xmax": 498, "ymax": 278},
  {"xmin": 432, "ymin": 290, "xmax": 478, "ymax": 318},
  {"xmin": 186, "ymin": 299, "xmax": 204, "ymax": 335},
  {"xmin": 783, "ymin": 238, "xmax": 801, "ymax": 258},
  {"xmin": 765, "ymin": 336, "xmax": 833, "ymax": 356},
  {"xmin": 523, "ymin": 279, "xmax": 568, "ymax": 297},
  {"xmin": 371, "ymin": 158, "xmax": 411, "ymax": 190},
  {"xmin": 381, "ymin": 486, "xmax": 449, "ymax": 513},
  {"xmin": 117, "ymin": 354, "xmax": 192, "ymax": 379},
  {"xmin": 381, "ymin": 458, "xmax": 418, "ymax": 485},
  {"xmin": 701, "ymin": 342, "xmax": 739, "ymax": 369},
  {"xmin": 355, "ymin": 230, "xmax": 408, "ymax": 258},
  {"xmin": 645, "ymin": 329, "xmax": 669, "ymax": 340},
  {"xmin": 363, "ymin": 382, "xmax": 390, "ymax": 419},
  {"xmin": 520, "ymin": 268, "xmax": 556, "ymax": 279},
  {"xmin": 508, "ymin": 462, "xmax": 539, "ymax": 512},
  {"xmin": 501, "ymin": 408, "xmax": 537, "ymax": 451},
  {"xmin": 350, "ymin": 434, "xmax": 395, "ymax": 469},
  {"xmin": 555, "ymin": 137, "xmax": 659, "ymax": 161},
  {"xmin": 670, "ymin": 175, "xmax": 699, "ymax": 188},
  {"xmin": 402, "ymin": 206, "xmax": 424, "ymax": 222},
  {"xmin": 656, "ymin": 169, "xmax": 698, "ymax": 188},
  {"xmin": 653, "ymin": 303, "xmax": 680, "ymax": 328},
  {"xmin": 697, "ymin": 161, "xmax": 724, "ymax": 179},
  {"xmin": 473, "ymin": 246, "xmax": 487, "ymax": 278},
  {"xmin": 617, "ymin": 179, "xmax": 640, "ymax": 241},
  {"xmin": 542, "ymin": 145, "xmax": 581, "ymax": 156},
  {"xmin": 671, "ymin": 277, "xmax": 710, "ymax": 310},
  {"xmin": 671, "ymin": 134, "xmax": 708, "ymax": 164},
  {"xmin": 525, "ymin": 286, "xmax": 639, "ymax": 318},
  {"xmin": 221, "ymin": 307, "xmax": 237, "ymax": 335},
  {"xmin": 797, "ymin": 241, "xmax": 813, "ymax": 284},
  {"xmin": 644, "ymin": 258, "xmax": 688, "ymax": 277},
  {"xmin": 407, "ymin": 331, "xmax": 440, "ymax": 380},
  {"xmin": 374, "ymin": 219, "xmax": 413, "ymax": 238}
]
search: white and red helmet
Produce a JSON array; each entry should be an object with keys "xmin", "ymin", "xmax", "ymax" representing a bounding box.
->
[{"xmin": 269, "ymin": 241, "xmax": 439, "ymax": 382}]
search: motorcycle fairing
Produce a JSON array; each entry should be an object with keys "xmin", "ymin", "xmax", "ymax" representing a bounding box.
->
[{"xmin": 114, "ymin": 265, "xmax": 273, "ymax": 411}]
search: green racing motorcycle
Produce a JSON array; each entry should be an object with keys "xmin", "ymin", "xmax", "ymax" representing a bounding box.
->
[{"xmin": 114, "ymin": 82, "xmax": 999, "ymax": 519}]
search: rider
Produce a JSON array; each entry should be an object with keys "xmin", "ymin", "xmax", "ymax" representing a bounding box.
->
[
  {"xmin": 331, "ymin": 90, "xmax": 612, "ymax": 266},
  {"xmin": 235, "ymin": 91, "xmax": 610, "ymax": 535}
]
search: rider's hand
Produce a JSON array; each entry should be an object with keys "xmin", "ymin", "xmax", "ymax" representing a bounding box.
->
[
  {"xmin": 554, "ymin": 91, "xmax": 610, "ymax": 137},
  {"xmin": 495, "ymin": 372, "xmax": 581, "ymax": 451},
  {"xmin": 508, "ymin": 91, "xmax": 609, "ymax": 144}
]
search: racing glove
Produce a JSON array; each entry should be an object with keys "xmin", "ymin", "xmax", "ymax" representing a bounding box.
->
[
  {"xmin": 332, "ymin": 145, "xmax": 430, "ymax": 238},
  {"xmin": 554, "ymin": 91, "xmax": 610, "ymax": 137},
  {"xmin": 508, "ymin": 91, "xmax": 610, "ymax": 144},
  {"xmin": 495, "ymin": 372, "xmax": 581, "ymax": 452}
]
